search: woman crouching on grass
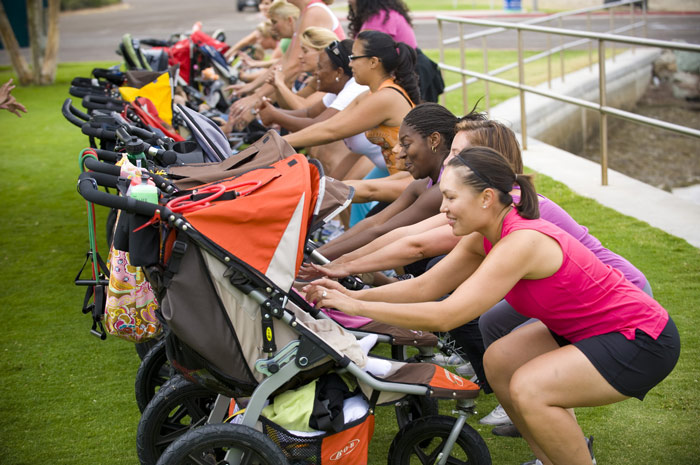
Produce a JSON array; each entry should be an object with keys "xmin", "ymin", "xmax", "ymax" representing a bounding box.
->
[{"xmin": 305, "ymin": 146, "xmax": 680, "ymax": 465}]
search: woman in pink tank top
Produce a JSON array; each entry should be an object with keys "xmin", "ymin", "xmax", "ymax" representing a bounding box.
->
[{"xmin": 304, "ymin": 146, "xmax": 680, "ymax": 465}]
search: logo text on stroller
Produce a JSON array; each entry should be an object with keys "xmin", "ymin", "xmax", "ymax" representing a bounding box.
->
[
  {"xmin": 330, "ymin": 439, "xmax": 361, "ymax": 461},
  {"xmin": 443, "ymin": 368, "xmax": 465, "ymax": 387}
]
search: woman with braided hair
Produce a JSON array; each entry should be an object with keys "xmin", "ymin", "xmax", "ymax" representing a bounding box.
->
[{"xmin": 307, "ymin": 102, "xmax": 457, "ymax": 262}]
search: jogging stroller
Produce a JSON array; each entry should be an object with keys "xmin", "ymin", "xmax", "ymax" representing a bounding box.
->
[{"xmin": 78, "ymin": 151, "xmax": 491, "ymax": 465}]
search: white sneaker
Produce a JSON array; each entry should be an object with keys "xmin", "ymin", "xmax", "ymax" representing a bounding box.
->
[
  {"xmin": 431, "ymin": 352, "xmax": 465, "ymax": 367},
  {"xmin": 479, "ymin": 404, "xmax": 512, "ymax": 426},
  {"xmin": 456, "ymin": 361, "xmax": 475, "ymax": 377}
]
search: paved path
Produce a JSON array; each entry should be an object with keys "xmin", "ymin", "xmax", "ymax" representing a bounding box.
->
[{"xmin": 1, "ymin": 1, "xmax": 698, "ymax": 63}]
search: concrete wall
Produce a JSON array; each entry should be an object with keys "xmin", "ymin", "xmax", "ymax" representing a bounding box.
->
[
  {"xmin": 520, "ymin": 0, "xmax": 700, "ymax": 11},
  {"xmin": 489, "ymin": 48, "xmax": 660, "ymax": 154}
]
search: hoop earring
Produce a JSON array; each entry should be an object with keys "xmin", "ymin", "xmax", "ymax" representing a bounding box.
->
[{"xmin": 431, "ymin": 146, "xmax": 437, "ymax": 153}]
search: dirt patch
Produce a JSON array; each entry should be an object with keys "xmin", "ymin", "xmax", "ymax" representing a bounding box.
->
[{"xmin": 577, "ymin": 82, "xmax": 700, "ymax": 191}]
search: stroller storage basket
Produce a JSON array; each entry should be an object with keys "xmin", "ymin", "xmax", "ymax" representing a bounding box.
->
[{"xmin": 260, "ymin": 413, "xmax": 374, "ymax": 465}]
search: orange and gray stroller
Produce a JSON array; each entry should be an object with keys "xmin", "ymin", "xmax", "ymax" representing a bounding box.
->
[{"xmin": 78, "ymin": 149, "xmax": 490, "ymax": 465}]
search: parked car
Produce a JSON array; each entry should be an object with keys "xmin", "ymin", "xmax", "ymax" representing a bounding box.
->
[{"xmin": 238, "ymin": 0, "xmax": 261, "ymax": 12}]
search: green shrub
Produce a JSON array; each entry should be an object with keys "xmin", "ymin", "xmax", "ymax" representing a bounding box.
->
[{"xmin": 61, "ymin": 0, "xmax": 121, "ymax": 11}]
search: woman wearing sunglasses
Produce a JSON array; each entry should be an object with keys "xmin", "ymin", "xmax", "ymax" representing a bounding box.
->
[{"xmin": 283, "ymin": 30, "xmax": 419, "ymax": 174}]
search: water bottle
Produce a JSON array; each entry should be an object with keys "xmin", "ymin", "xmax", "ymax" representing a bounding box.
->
[{"xmin": 129, "ymin": 173, "xmax": 159, "ymax": 204}]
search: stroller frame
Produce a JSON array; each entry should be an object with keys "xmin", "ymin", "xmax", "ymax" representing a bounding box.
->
[{"xmin": 78, "ymin": 153, "xmax": 488, "ymax": 465}]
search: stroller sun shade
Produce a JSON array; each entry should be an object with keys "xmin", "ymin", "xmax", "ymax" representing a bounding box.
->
[
  {"xmin": 176, "ymin": 103, "xmax": 231, "ymax": 163},
  {"xmin": 182, "ymin": 153, "xmax": 319, "ymax": 290}
]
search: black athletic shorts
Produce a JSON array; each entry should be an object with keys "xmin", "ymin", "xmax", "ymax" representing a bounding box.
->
[{"xmin": 549, "ymin": 317, "xmax": 680, "ymax": 400}]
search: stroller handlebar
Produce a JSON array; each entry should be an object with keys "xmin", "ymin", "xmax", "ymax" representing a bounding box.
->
[
  {"xmin": 82, "ymin": 124, "xmax": 117, "ymax": 140},
  {"xmin": 82, "ymin": 157, "xmax": 122, "ymax": 177},
  {"xmin": 78, "ymin": 172, "xmax": 169, "ymax": 218},
  {"xmin": 62, "ymin": 98, "xmax": 90, "ymax": 128}
]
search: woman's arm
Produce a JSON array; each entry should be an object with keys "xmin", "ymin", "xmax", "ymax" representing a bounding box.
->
[
  {"xmin": 320, "ymin": 184, "xmax": 442, "ymax": 260},
  {"xmin": 260, "ymin": 98, "xmax": 339, "ymax": 133},
  {"xmin": 277, "ymin": 78, "xmax": 322, "ymax": 110},
  {"xmin": 319, "ymin": 223, "xmax": 460, "ymax": 277},
  {"xmin": 283, "ymin": 89, "xmax": 401, "ymax": 149},
  {"xmin": 335, "ymin": 213, "xmax": 449, "ymax": 264},
  {"xmin": 318, "ymin": 180, "xmax": 424, "ymax": 260},
  {"xmin": 344, "ymin": 172, "xmax": 412, "ymax": 203},
  {"xmin": 225, "ymin": 30, "xmax": 259, "ymax": 60},
  {"xmin": 309, "ymin": 230, "xmax": 556, "ymax": 331}
]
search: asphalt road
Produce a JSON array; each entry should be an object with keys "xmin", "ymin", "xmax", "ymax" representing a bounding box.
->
[{"xmin": 0, "ymin": 0, "xmax": 697, "ymax": 65}]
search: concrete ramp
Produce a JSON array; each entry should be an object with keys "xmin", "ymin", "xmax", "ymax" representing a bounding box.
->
[{"xmin": 522, "ymin": 137, "xmax": 700, "ymax": 248}]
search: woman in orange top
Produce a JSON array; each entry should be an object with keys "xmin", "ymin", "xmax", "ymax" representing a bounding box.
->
[{"xmin": 283, "ymin": 30, "xmax": 420, "ymax": 175}]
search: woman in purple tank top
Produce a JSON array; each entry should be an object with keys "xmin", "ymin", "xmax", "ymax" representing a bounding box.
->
[{"xmin": 304, "ymin": 146, "xmax": 680, "ymax": 465}]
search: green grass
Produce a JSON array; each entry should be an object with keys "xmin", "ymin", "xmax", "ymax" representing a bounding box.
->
[
  {"xmin": 405, "ymin": 0, "xmax": 495, "ymax": 10},
  {"xmin": 1, "ymin": 62, "xmax": 698, "ymax": 464}
]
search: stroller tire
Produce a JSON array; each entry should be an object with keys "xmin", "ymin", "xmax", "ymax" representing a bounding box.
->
[
  {"xmin": 155, "ymin": 423, "xmax": 289, "ymax": 465},
  {"xmin": 137, "ymin": 375, "xmax": 218, "ymax": 465},
  {"xmin": 394, "ymin": 395, "xmax": 439, "ymax": 430},
  {"xmin": 134, "ymin": 337, "xmax": 160, "ymax": 360},
  {"xmin": 135, "ymin": 337, "xmax": 171, "ymax": 412},
  {"xmin": 388, "ymin": 415, "xmax": 491, "ymax": 465}
]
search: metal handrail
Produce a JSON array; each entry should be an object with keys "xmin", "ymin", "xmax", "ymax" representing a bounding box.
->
[
  {"xmin": 442, "ymin": 0, "xmax": 642, "ymax": 46},
  {"xmin": 436, "ymin": 7, "xmax": 700, "ymax": 185}
]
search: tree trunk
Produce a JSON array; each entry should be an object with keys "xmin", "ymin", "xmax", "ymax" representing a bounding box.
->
[
  {"xmin": 26, "ymin": 0, "xmax": 45, "ymax": 84},
  {"xmin": 0, "ymin": 2, "xmax": 33, "ymax": 85},
  {"xmin": 40, "ymin": 0, "xmax": 60, "ymax": 84}
]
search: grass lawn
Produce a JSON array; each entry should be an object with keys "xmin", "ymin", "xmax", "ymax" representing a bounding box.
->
[{"xmin": 0, "ymin": 62, "xmax": 698, "ymax": 464}]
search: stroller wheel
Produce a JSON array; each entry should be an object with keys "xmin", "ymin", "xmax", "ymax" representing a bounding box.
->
[
  {"xmin": 155, "ymin": 423, "xmax": 289, "ymax": 465},
  {"xmin": 135, "ymin": 337, "xmax": 171, "ymax": 412},
  {"xmin": 394, "ymin": 395, "xmax": 439, "ymax": 430},
  {"xmin": 135, "ymin": 337, "xmax": 161, "ymax": 360},
  {"xmin": 388, "ymin": 415, "xmax": 491, "ymax": 465},
  {"xmin": 137, "ymin": 375, "xmax": 219, "ymax": 465}
]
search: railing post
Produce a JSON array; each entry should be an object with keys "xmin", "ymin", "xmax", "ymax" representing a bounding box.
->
[
  {"xmin": 518, "ymin": 28, "xmax": 527, "ymax": 151},
  {"xmin": 558, "ymin": 17, "xmax": 565, "ymax": 83},
  {"xmin": 587, "ymin": 12, "xmax": 592, "ymax": 71},
  {"xmin": 483, "ymin": 35, "xmax": 490, "ymax": 113},
  {"xmin": 460, "ymin": 22, "xmax": 467, "ymax": 115},
  {"xmin": 643, "ymin": 1, "xmax": 648, "ymax": 38},
  {"xmin": 598, "ymin": 39, "xmax": 608, "ymax": 186},
  {"xmin": 547, "ymin": 25, "xmax": 552, "ymax": 88},
  {"xmin": 609, "ymin": 6, "xmax": 615, "ymax": 62},
  {"xmin": 438, "ymin": 19, "xmax": 445, "ymax": 107}
]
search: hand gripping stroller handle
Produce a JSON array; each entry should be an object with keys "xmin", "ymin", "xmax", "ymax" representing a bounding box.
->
[
  {"xmin": 78, "ymin": 172, "xmax": 166, "ymax": 218},
  {"xmin": 62, "ymin": 98, "xmax": 90, "ymax": 128}
]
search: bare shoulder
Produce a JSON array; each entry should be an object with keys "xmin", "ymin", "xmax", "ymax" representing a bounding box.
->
[{"xmin": 301, "ymin": 6, "xmax": 334, "ymax": 29}]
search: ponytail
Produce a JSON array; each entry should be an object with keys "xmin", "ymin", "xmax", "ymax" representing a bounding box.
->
[
  {"xmin": 393, "ymin": 42, "xmax": 420, "ymax": 104},
  {"xmin": 356, "ymin": 30, "xmax": 421, "ymax": 104},
  {"xmin": 513, "ymin": 173, "xmax": 539, "ymax": 219},
  {"xmin": 447, "ymin": 146, "xmax": 540, "ymax": 219}
]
